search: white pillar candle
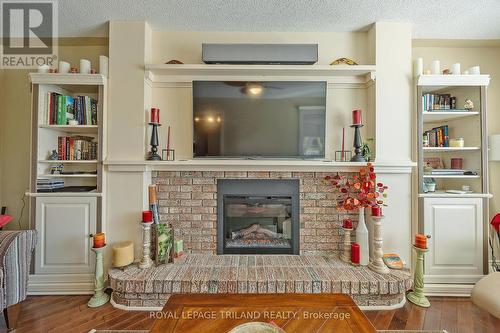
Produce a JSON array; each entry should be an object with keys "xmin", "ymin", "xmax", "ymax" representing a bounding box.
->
[
  {"xmin": 99, "ymin": 55, "xmax": 109, "ymax": 77},
  {"xmin": 431, "ymin": 60, "xmax": 440, "ymax": 75},
  {"xmin": 469, "ymin": 66, "xmax": 480, "ymax": 75},
  {"xmin": 80, "ymin": 59, "xmax": 91, "ymax": 74},
  {"xmin": 58, "ymin": 61, "xmax": 70, "ymax": 73},
  {"xmin": 37, "ymin": 64, "xmax": 49, "ymax": 73},
  {"xmin": 451, "ymin": 63, "xmax": 461, "ymax": 75},
  {"xmin": 112, "ymin": 241, "xmax": 134, "ymax": 267},
  {"xmin": 414, "ymin": 58, "xmax": 424, "ymax": 76}
]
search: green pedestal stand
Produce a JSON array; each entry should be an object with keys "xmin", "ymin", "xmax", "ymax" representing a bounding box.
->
[
  {"xmin": 406, "ymin": 245, "xmax": 430, "ymax": 308},
  {"xmin": 88, "ymin": 245, "xmax": 110, "ymax": 308}
]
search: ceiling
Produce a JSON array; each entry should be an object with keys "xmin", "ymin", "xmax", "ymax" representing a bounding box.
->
[{"xmin": 56, "ymin": 0, "xmax": 500, "ymax": 39}]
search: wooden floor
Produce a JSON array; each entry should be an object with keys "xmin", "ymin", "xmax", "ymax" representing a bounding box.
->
[{"xmin": 1, "ymin": 295, "xmax": 499, "ymax": 333}]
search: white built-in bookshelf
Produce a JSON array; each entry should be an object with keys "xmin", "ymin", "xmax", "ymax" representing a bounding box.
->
[
  {"xmin": 28, "ymin": 73, "xmax": 107, "ymax": 294},
  {"xmin": 416, "ymin": 74, "xmax": 491, "ymax": 285}
]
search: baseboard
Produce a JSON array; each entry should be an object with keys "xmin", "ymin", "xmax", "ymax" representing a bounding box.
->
[
  {"xmin": 28, "ymin": 273, "xmax": 95, "ymax": 295},
  {"xmin": 424, "ymin": 283, "xmax": 474, "ymax": 297},
  {"xmin": 110, "ymin": 294, "xmax": 407, "ymax": 312}
]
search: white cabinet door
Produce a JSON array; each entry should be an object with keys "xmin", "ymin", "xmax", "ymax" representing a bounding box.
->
[
  {"xmin": 35, "ymin": 196, "xmax": 96, "ymax": 274},
  {"xmin": 423, "ymin": 197, "xmax": 483, "ymax": 284}
]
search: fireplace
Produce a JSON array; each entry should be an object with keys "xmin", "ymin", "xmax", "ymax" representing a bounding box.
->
[{"xmin": 217, "ymin": 179, "xmax": 299, "ymax": 254}]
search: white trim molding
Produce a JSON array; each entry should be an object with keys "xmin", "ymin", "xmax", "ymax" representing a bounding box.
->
[
  {"xmin": 28, "ymin": 273, "xmax": 95, "ymax": 295},
  {"xmin": 424, "ymin": 283, "xmax": 474, "ymax": 297},
  {"xmin": 104, "ymin": 159, "xmax": 415, "ymax": 173}
]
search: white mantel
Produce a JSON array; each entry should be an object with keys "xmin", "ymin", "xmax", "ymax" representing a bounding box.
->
[{"xmin": 104, "ymin": 159, "xmax": 415, "ymax": 173}]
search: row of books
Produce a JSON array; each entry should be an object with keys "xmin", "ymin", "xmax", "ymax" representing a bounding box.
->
[
  {"xmin": 423, "ymin": 125, "xmax": 449, "ymax": 147},
  {"xmin": 57, "ymin": 136, "xmax": 98, "ymax": 160},
  {"xmin": 37, "ymin": 178, "xmax": 64, "ymax": 190},
  {"xmin": 45, "ymin": 92, "xmax": 97, "ymax": 125},
  {"xmin": 422, "ymin": 93, "xmax": 457, "ymax": 111}
]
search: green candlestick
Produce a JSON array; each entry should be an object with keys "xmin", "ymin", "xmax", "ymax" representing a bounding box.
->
[
  {"xmin": 406, "ymin": 245, "xmax": 430, "ymax": 308},
  {"xmin": 88, "ymin": 245, "xmax": 110, "ymax": 308}
]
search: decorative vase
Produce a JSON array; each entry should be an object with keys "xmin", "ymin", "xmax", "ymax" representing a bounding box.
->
[
  {"xmin": 367, "ymin": 209, "xmax": 374, "ymax": 262},
  {"xmin": 355, "ymin": 207, "xmax": 369, "ymax": 266}
]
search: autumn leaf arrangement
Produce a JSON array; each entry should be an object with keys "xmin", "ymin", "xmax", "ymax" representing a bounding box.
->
[{"xmin": 324, "ymin": 163, "xmax": 388, "ymax": 212}]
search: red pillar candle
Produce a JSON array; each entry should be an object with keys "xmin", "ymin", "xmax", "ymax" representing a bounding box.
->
[
  {"xmin": 351, "ymin": 243, "xmax": 360, "ymax": 264},
  {"xmin": 371, "ymin": 205, "xmax": 382, "ymax": 217},
  {"xmin": 415, "ymin": 233, "xmax": 428, "ymax": 249},
  {"xmin": 343, "ymin": 218, "xmax": 353, "ymax": 229},
  {"xmin": 93, "ymin": 233, "xmax": 105, "ymax": 248},
  {"xmin": 151, "ymin": 108, "xmax": 160, "ymax": 123},
  {"xmin": 352, "ymin": 109, "xmax": 362, "ymax": 125},
  {"xmin": 142, "ymin": 210, "xmax": 153, "ymax": 223}
]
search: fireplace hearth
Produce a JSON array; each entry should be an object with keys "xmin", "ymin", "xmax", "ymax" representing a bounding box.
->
[{"xmin": 217, "ymin": 179, "xmax": 299, "ymax": 254}]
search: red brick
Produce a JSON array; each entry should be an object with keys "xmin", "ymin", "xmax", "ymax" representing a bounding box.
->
[
  {"xmin": 158, "ymin": 171, "xmax": 180, "ymax": 178},
  {"xmin": 169, "ymin": 192, "xmax": 191, "ymax": 199},
  {"xmin": 299, "ymin": 200, "xmax": 316, "ymax": 207},
  {"xmin": 202, "ymin": 185, "xmax": 217, "ymax": 192},
  {"xmin": 292, "ymin": 172, "xmax": 314, "ymax": 178},
  {"xmin": 192, "ymin": 206, "xmax": 214, "ymax": 214},
  {"xmin": 179, "ymin": 213, "xmax": 202, "ymax": 221},
  {"xmin": 202, "ymin": 199, "xmax": 217, "ymax": 207},
  {"xmin": 158, "ymin": 199, "xmax": 180, "ymax": 206},
  {"xmin": 192, "ymin": 178, "xmax": 215, "ymax": 185},
  {"xmin": 304, "ymin": 192, "xmax": 327, "ymax": 200},
  {"xmin": 158, "ymin": 185, "xmax": 180, "ymax": 192},
  {"xmin": 300, "ymin": 185, "xmax": 317, "ymax": 193},
  {"xmin": 248, "ymin": 171, "xmax": 270, "ymax": 178},
  {"xmin": 169, "ymin": 207, "xmax": 192, "ymax": 214},
  {"xmin": 317, "ymin": 200, "xmax": 335, "ymax": 207},
  {"xmin": 180, "ymin": 185, "xmax": 203, "ymax": 192},
  {"xmin": 181, "ymin": 171, "xmax": 203, "ymax": 177},
  {"xmin": 224, "ymin": 171, "xmax": 247, "ymax": 178},
  {"xmin": 171, "ymin": 178, "xmax": 192, "ymax": 185},
  {"xmin": 192, "ymin": 192, "xmax": 214, "ymax": 200},
  {"xmin": 201, "ymin": 214, "xmax": 217, "ymax": 221},
  {"xmin": 180, "ymin": 199, "xmax": 202, "ymax": 207},
  {"xmin": 203, "ymin": 171, "xmax": 224, "ymax": 178}
]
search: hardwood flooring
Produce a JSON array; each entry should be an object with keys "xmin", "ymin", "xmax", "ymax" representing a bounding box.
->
[{"xmin": 1, "ymin": 295, "xmax": 498, "ymax": 333}]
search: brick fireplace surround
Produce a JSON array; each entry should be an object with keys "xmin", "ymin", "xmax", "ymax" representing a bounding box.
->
[
  {"xmin": 152, "ymin": 170, "xmax": 357, "ymax": 255},
  {"xmin": 107, "ymin": 169, "xmax": 412, "ymax": 310}
]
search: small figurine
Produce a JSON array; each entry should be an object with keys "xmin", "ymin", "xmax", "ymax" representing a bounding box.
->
[
  {"xmin": 464, "ymin": 99, "xmax": 474, "ymax": 110},
  {"xmin": 330, "ymin": 57, "xmax": 358, "ymax": 66},
  {"xmin": 442, "ymin": 68, "xmax": 450, "ymax": 75},
  {"xmin": 48, "ymin": 150, "xmax": 59, "ymax": 160},
  {"xmin": 50, "ymin": 164, "xmax": 64, "ymax": 175}
]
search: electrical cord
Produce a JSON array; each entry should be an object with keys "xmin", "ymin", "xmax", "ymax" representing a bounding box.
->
[{"xmin": 17, "ymin": 192, "xmax": 26, "ymax": 229}]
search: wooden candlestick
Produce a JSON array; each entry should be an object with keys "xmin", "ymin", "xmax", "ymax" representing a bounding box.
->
[
  {"xmin": 407, "ymin": 245, "xmax": 430, "ymax": 307},
  {"xmin": 350, "ymin": 124, "xmax": 366, "ymax": 162},
  {"xmin": 368, "ymin": 215, "xmax": 389, "ymax": 274},
  {"xmin": 139, "ymin": 221, "xmax": 154, "ymax": 269},
  {"xmin": 88, "ymin": 245, "xmax": 110, "ymax": 307},
  {"xmin": 340, "ymin": 226, "xmax": 353, "ymax": 262}
]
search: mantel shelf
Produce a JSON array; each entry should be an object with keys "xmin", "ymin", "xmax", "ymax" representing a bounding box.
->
[
  {"xmin": 104, "ymin": 159, "xmax": 415, "ymax": 174},
  {"xmin": 417, "ymin": 74, "xmax": 490, "ymax": 88},
  {"xmin": 145, "ymin": 64, "xmax": 376, "ymax": 85},
  {"xmin": 29, "ymin": 73, "xmax": 107, "ymax": 85}
]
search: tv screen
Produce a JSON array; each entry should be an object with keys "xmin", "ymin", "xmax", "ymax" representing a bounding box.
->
[{"xmin": 193, "ymin": 81, "xmax": 326, "ymax": 158}]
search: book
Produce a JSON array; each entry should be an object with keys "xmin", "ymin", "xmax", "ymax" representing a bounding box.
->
[
  {"xmin": 382, "ymin": 253, "xmax": 404, "ymax": 269},
  {"xmin": 45, "ymin": 93, "xmax": 97, "ymax": 125},
  {"xmin": 57, "ymin": 136, "xmax": 97, "ymax": 160}
]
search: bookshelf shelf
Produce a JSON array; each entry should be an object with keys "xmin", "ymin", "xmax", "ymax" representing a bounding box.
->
[
  {"xmin": 423, "ymin": 111, "xmax": 479, "ymax": 122},
  {"xmin": 422, "ymin": 174, "xmax": 480, "ymax": 179},
  {"xmin": 422, "ymin": 147, "xmax": 480, "ymax": 152},
  {"xmin": 38, "ymin": 174, "xmax": 97, "ymax": 178},
  {"xmin": 38, "ymin": 160, "xmax": 98, "ymax": 164},
  {"xmin": 145, "ymin": 64, "xmax": 376, "ymax": 85},
  {"xmin": 38, "ymin": 125, "xmax": 98, "ymax": 133}
]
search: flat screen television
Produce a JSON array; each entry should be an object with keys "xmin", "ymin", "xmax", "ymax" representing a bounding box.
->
[{"xmin": 193, "ymin": 81, "xmax": 326, "ymax": 158}]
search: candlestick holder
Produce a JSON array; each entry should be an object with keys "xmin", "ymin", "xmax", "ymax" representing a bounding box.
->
[
  {"xmin": 350, "ymin": 124, "xmax": 366, "ymax": 162},
  {"xmin": 406, "ymin": 245, "xmax": 430, "ymax": 308},
  {"xmin": 161, "ymin": 148, "xmax": 175, "ymax": 161},
  {"xmin": 340, "ymin": 227, "xmax": 353, "ymax": 262},
  {"xmin": 139, "ymin": 221, "xmax": 154, "ymax": 269},
  {"xmin": 88, "ymin": 245, "xmax": 110, "ymax": 308},
  {"xmin": 147, "ymin": 122, "xmax": 162, "ymax": 161},
  {"xmin": 368, "ymin": 215, "xmax": 389, "ymax": 274},
  {"xmin": 335, "ymin": 150, "xmax": 352, "ymax": 162}
]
